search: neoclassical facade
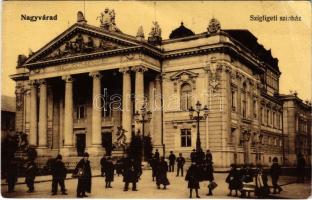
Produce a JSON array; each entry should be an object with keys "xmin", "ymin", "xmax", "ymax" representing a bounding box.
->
[{"xmin": 11, "ymin": 11, "xmax": 308, "ymax": 167}]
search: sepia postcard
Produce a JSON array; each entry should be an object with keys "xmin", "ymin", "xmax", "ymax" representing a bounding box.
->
[{"xmin": 1, "ymin": 1, "xmax": 311, "ymax": 199}]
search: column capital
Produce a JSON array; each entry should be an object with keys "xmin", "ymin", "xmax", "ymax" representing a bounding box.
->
[
  {"xmin": 131, "ymin": 66, "xmax": 148, "ymax": 73},
  {"xmin": 38, "ymin": 79, "xmax": 46, "ymax": 86},
  {"xmin": 29, "ymin": 80, "xmax": 39, "ymax": 86},
  {"xmin": 119, "ymin": 67, "xmax": 131, "ymax": 74},
  {"xmin": 62, "ymin": 75, "xmax": 73, "ymax": 82},
  {"xmin": 155, "ymin": 74, "xmax": 162, "ymax": 82},
  {"xmin": 89, "ymin": 71, "xmax": 102, "ymax": 79}
]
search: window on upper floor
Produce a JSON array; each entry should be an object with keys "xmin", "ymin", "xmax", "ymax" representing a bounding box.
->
[
  {"xmin": 242, "ymin": 82, "xmax": 247, "ymax": 118},
  {"xmin": 231, "ymin": 90, "xmax": 237, "ymax": 111},
  {"xmin": 76, "ymin": 105, "xmax": 86, "ymax": 119},
  {"xmin": 180, "ymin": 83, "xmax": 192, "ymax": 111},
  {"xmin": 253, "ymin": 99, "xmax": 257, "ymax": 118},
  {"xmin": 181, "ymin": 129, "xmax": 192, "ymax": 147},
  {"xmin": 267, "ymin": 110, "xmax": 270, "ymax": 125}
]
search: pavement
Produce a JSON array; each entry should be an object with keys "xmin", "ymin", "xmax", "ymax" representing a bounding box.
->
[{"xmin": 1, "ymin": 169, "xmax": 311, "ymax": 199}]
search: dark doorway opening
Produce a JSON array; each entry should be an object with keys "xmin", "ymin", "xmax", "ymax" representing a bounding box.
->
[
  {"xmin": 102, "ymin": 132, "xmax": 112, "ymax": 156},
  {"xmin": 76, "ymin": 134, "xmax": 86, "ymax": 156}
]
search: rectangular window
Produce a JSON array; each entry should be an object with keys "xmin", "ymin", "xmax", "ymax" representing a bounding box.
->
[
  {"xmin": 267, "ymin": 110, "xmax": 270, "ymax": 125},
  {"xmin": 231, "ymin": 90, "xmax": 236, "ymax": 111},
  {"xmin": 273, "ymin": 112, "xmax": 276, "ymax": 128},
  {"xmin": 261, "ymin": 107, "xmax": 264, "ymax": 124},
  {"xmin": 253, "ymin": 99, "xmax": 257, "ymax": 118},
  {"xmin": 181, "ymin": 129, "xmax": 192, "ymax": 147},
  {"xmin": 76, "ymin": 105, "xmax": 85, "ymax": 119}
]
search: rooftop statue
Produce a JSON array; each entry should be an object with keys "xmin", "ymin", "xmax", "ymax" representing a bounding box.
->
[
  {"xmin": 148, "ymin": 21, "xmax": 162, "ymax": 45},
  {"xmin": 149, "ymin": 21, "xmax": 162, "ymax": 38},
  {"xmin": 136, "ymin": 26, "xmax": 145, "ymax": 40},
  {"xmin": 207, "ymin": 17, "xmax": 221, "ymax": 34},
  {"xmin": 77, "ymin": 11, "xmax": 87, "ymax": 24},
  {"xmin": 97, "ymin": 8, "xmax": 121, "ymax": 32}
]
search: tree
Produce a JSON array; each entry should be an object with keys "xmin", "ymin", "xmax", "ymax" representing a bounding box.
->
[{"xmin": 126, "ymin": 134, "xmax": 142, "ymax": 161}]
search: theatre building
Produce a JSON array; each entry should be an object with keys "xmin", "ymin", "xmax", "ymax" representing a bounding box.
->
[{"xmin": 11, "ymin": 10, "xmax": 294, "ymax": 167}]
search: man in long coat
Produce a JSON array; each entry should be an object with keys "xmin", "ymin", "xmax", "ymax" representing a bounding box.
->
[
  {"xmin": 168, "ymin": 151, "xmax": 176, "ymax": 172},
  {"xmin": 7, "ymin": 159, "xmax": 18, "ymax": 193},
  {"xmin": 176, "ymin": 153, "xmax": 185, "ymax": 177},
  {"xmin": 270, "ymin": 157, "xmax": 282, "ymax": 194},
  {"xmin": 100, "ymin": 155, "xmax": 107, "ymax": 177},
  {"xmin": 51, "ymin": 154, "xmax": 67, "ymax": 195},
  {"xmin": 74, "ymin": 152, "xmax": 92, "ymax": 198},
  {"xmin": 104, "ymin": 157, "xmax": 114, "ymax": 188},
  {"xmin": 123, "ymin": 156, "xmax": 140, "ymax": 191},
  {"xmin": 156, "ymin": 157, "xmax": 170, "ymax": 189}
]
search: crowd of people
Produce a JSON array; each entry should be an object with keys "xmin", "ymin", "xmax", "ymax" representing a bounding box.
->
[{"xmin": 4, "ymin": 149, "xmax": 308, "ymax": 199}]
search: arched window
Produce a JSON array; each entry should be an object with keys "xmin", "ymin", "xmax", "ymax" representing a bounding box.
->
[{"xmin": 181, "ymin": 83, "xmax": 192, "ymax": 111}]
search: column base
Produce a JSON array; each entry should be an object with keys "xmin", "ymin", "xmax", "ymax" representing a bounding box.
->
[
  {"xmin": 87, "ymin": 145, "xmax": 105, "ymax": 157},
  {"xmin": 36, "ymin": 147, "xmax": 56, "ymax": 157},
  {"xmin": 60, "ymin": 146, "xmax": 77, "ymax": 157}
]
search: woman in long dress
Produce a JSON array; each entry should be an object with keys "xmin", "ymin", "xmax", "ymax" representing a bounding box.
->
[
  {"xmin": 156, "ymin": 157, "xmax": 170, "ymax": 189},
  {"xmin": 74, "ymin": 152, "xmax": 92, "ymax": 198}
]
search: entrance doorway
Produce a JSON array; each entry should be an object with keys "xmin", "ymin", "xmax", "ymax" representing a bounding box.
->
[
  {"xmin": 102, "ymin": 132, "xmax": 112, "ymax": 156},
  {"xmin": 76, "ymin": 134, "xmax": 86, "ymax": 156}
]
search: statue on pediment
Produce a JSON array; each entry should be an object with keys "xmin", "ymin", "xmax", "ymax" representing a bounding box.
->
[
  {"xmin": 148, "ymin": 21, "xmax": 162, "ymax": 45},
  {"xmin": 207, "ymin": 17, "xmax": 221, "ymax": 34},
  {"xmin": 97, "ymin": 8, "xmax": 121, "ymax": 32},
  {"xmin": 17, "ymin": 54, "xmax": 27, "ymax": 66},
  {"xmin": 77, "ymin": 11, "xmax": 87, "ymax": 24},
  {"xmin": 136, "ymin": 26, "xmax": 145, "ymax": 40}
]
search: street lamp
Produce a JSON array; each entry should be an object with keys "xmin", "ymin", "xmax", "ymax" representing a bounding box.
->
[
  {"xmin": 188, "ymin": 101, "xmax": 209, "ymax": 152},
  {"xmin": 134, "ymin": 105, "xmax": 152, "ymax": 161}
]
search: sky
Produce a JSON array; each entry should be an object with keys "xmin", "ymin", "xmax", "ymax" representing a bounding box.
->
[{"xmin": 2, "ymin": 1, "xmax": 311, "ymax": 100}]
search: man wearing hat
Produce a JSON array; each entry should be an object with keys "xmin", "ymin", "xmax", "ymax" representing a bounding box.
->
[
  {"xmin": 74, "ymin": 152, "xmax": 92, "ymax": 197},
  {"xmin": 51, "ymin": 154, "xmax": 67, "ymax": 195},
  {"xmin": 270, "ymin": 157, "xmax": 283, "ymax": 194}
]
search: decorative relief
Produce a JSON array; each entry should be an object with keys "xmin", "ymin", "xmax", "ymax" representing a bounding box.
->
[
  {"xmin": 131, "ymin": 66, "xmax": 148, "ymax": 73},
  {"xmin": 120, "ymin": 53, "xmax": 136, "ymax": 63},
  {"xmin": 43, "ymin": 33, "xmax": 122, "ymax": 61},
  {"xmin": 170, "ymin": 70, "xmax": 198, "ymax": 92},
  {"xmin": 15, "ymin": 87, "xmax": 24, "ymax": 111},
  {"xmin": 204, "ymin": 57, "xmax": 222, "ymax": 93}
]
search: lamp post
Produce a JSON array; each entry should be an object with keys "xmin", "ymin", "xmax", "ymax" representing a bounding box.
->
[
  {"xmin": 188, "ymin": 101, "xmax": 209, "ymax": 152},
  {"xmin": 134, "ymin": 105, "xmax": 152, "ymax": 161}
]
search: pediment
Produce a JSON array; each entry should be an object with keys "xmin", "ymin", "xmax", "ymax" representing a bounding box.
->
[
  {"xmin": 24, "ymin": 24, "xmax": 140, "ymax": 65},
  {"xmin": 170, "ymin": 70, "xmax": 199, "ymax": 81}
]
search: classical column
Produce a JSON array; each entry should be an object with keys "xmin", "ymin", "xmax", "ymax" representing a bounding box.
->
[
  {"xmin": 119, "ymin": 67, "xmax": 132, "ymax": 141},
  {"xmin": 153, "ymin": 74, "xmax": 162, "ymax": 146},
  {"xmin": 29, "ymin": 80, "xmax": 38, "ymax": 146},
  {"xmin": 38, "ymin": 79, "xmax": 47, "ymax": 148},
  {"xmin": 90, "ymin": 71, "xmax": 102, "ymax": 146},
  {"xmin": 148, "ymin": 80, "xmax": 155, "ymax": 139},
  {"xmin": 132, "ymin": 66, "xmax": 147, "ymax": 132},
  {"xmin": 62, "ymin": 75, "xmax": 74, "ymax": 147}
]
